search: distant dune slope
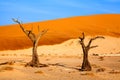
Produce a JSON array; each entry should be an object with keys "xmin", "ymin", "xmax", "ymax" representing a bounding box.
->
[{"xmin": 0, "ymin": 14, "xmax": 120, "ymax": 50}]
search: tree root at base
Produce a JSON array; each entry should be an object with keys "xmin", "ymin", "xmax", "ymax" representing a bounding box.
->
[{"xmin": 25, "ymin": 62, "xmax": 48, "ymax": 67}]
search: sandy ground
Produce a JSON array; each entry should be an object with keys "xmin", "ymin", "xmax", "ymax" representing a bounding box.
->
[
  {"xmin": 0, "ymin": 56, "xmax": 120, "ymax": 80},
  {"xmin": 0, "ymin": 36, "xmax": 120, "ymax": 80}
]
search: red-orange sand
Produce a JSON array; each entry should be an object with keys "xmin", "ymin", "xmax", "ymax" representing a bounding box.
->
[{"xmin": 0, "ymin": 14, "xmax": 120, "ymax": 50}]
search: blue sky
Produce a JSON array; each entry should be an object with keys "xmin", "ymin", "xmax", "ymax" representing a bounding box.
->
[{"xmin": 0, "ymin": 0, "xmax": 120, "ymax": 25}]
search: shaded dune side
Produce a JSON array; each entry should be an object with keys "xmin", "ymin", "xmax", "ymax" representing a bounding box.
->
[{"xmin": 0, "ymin": 14, "xmax": 120, "ymax": 50}]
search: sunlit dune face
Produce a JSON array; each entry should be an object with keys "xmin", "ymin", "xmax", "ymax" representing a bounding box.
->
[{"xmin": 0, "ymin": 14, "xmax": 120, "ymax": 50}]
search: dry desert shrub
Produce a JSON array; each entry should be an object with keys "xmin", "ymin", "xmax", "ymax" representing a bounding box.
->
[
  {"xmin": 0, "ymin": 54, "xmax": 17, "ymax": 56},
  {"xmin": 92, "ymin": 53, "xmax": 99, "ymax": 56},
  {"xmin": 13, "ymin": 53, "xmax": 17, "ymax": 56},
  {"xmin": 7, "ymin": 61, "xmax": 15, "ymax": 65},
  {"xmin": 96, "ymin": 68, "xmax": 106, "ymax": 72},
  {"xmin": 0, "ymin": 54, "xmax": 6, "ymax": 56},
  {"xmin": 109, "ymin": 70, "xmax": 120, "ymax": 74},
  {"xmin": 98, "ymin": 56, "xmax": 104, "ymax": 61}
]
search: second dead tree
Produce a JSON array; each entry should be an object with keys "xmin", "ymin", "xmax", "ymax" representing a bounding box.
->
[{"xmin": 79, "ymin": 33, "xmax": 105, "ymax": 71}]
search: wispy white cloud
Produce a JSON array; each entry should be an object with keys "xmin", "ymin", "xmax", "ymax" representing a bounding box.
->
[{"xmin": 0, "ymin": 1, "xmax": 55, "ymax": 15}]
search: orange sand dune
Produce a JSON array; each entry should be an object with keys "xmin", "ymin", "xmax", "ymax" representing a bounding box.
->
[{"xmin": 0, "ymin": 14, "xmax": 120, "ymax": 50}]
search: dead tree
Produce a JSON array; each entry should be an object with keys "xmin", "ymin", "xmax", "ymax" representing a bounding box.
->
[
  {"xmin": 12, "ymin": 18, "xmax": 48, "ymax": 67},
  {"xmin": 79, "ymin": 33, "xmax": 104, "ymax": 71}
]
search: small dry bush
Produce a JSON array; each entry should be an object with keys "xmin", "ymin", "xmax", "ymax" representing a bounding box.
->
[
  {"xmin": 98, "ymin": 56, "xmax": 104, "ymax": 61},
  {"xmin": 109, "ymin": 70, "xmax": 120, "ymax": 74},
  {"xmin": 96, "ymin": 68, "xmax": 106, "ymax": 72},
  {"xmin": 1, "ymin": 54, "xmax": 6, "ymax": 56},
  {"xmin": 93, "ymin": 53, "xmax": 99, "ymax": 56},
  {"xmin": 7, "ymin": 61, "xmax": 15, "ymax": 65}
]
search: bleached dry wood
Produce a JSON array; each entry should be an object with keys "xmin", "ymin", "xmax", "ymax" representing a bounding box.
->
[{"xmin": 12, "ymin": 18, "xmax": 48, "ymax": 67}]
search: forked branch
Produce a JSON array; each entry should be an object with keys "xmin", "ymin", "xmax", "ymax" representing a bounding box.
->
[
  {"xmin": 12, "ymin": 18, "xmax": 26, "ymax": 33},
  {"xmin": 79, "ymin": 32, "xmax": 105, "ymax": 50},
  {"xmin": 12, "ymin": 18, "xmax": 48, "ymax": 42},
  {"xmin": 87, "ymin": 36, "xmax": 105, "ymax": 48}
]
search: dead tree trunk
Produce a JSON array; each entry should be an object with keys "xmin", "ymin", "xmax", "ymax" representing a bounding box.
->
[
  {"xmin": 12, "ymin": 18, "xmax": 48, "ymax": 67},
  {"xmin": 27, "ymin": 41, "xmax": 39, "ymax": 67},
  {"xmin": 79, "ymin": 33, "xmax": 104, "ymax": 71}
]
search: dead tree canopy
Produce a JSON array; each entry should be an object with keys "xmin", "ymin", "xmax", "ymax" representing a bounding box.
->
[
  {"xmin": 12, "ymin": 18, "xmax": 48, "ymax": 67},
  {"xmin": 79, "ymin": 33, "xmax": 105, "ymax": 71}
]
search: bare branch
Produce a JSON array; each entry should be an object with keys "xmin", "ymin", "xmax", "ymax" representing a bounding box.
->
[
  {"xmin": 12, "ymin": 18, "xmax": 36, "ymax": 42},
  {"xmin": 91, "ymin": 36, "xmax": 105, "ymax": 40},
  {"xmin": 87, "ymin": 36, "xmax": 105, "ymax": 48},
  {"xmin": 12, "ymin": 18, "xmax": 26, "ymax": 33},
  {"xmin": 35, "ymin": 29, "xmax": 48, "ymax": 47},
  {"xmin": 82, "ymin": 32, "xmax": 85, "ymax": 39},
  {"xmin": 90, "ymin": 45, "xmax": 98, "ymax": 49},
  {"xmin": 37, "ymin": 29, "xmax": 48, "ymax": 39},
  {"xmin": 12, "ymin": 18, "xmax": 19, "ymax": 23},
  {"xmin": 79, "ymin": 32, "xmax": 85, "ymax": 41},
  {"xmin": 79, "ymin": 32, "xmax": 86, "ymax": 53}
]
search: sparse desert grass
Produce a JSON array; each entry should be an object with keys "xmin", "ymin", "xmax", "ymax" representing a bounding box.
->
[
  {"xmin": 13, "ymin": 54, "xmax": 17, "ymax": 56},
  {"xmin": 96, "ymin": 68, "xmax": 106, "ymax": 72},
  {"xmin": 0, "ymin": 54, "xmax": 8, "ymax": 56},
  {"xmin": 20, "ymin": 54, "xmax": 30, "ymax": 57},
  {"xmin": 0, "ymin": 53, "xmax": 18, "ymax": 56},
  {"xmin": 109, "ymin": 70, "xmax": 120, "ymax": 74},
  {"xmin": 92, "ymin": 53, "xmax": 99, "ymax": 56}
]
